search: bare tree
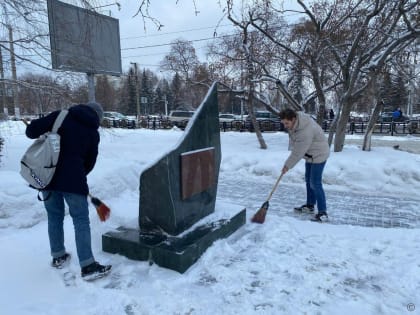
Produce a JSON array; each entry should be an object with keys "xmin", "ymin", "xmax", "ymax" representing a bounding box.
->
[
  {"xmin": 316, "ymin": 0, "xmax": 419, "ymax": 152},
  {"xmin": 226, "ymin": 1, "xmax": 281, "ymax": 149},
  {"xmin": 0, "ymin": 0, "xmax": 110, "ymax": 117},
  {"xmin": 1, "ymin": 1, "xmax": 50, "ymax": 69},
  {"xmin": 95, "ymin": 75, "xmax": 117, "ymax": 111},
  {"xmin": 160, "ymin": 39, "xmax": 201, "ymax": 107},
  {"xmin": 160, "ymin": 39, "xmax": 200, "ymax": 81},
  {"xmin": 225, "ymin": 0, "xmax": 340, "ymax": 116},
  {"xmin": 0, "ymin": 0, "xmax": 104, "ymax": 71},
  {"xmin": 18, "ymin": 73, "xmax": 70, "ymax": 115},
  {"xmin": 220, "ymin": 0, "xmax": 419, "ymax": 153}
]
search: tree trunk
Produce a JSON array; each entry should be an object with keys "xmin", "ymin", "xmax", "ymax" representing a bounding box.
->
[
  {"xmin": 241, "ymin": 24, "xmax": 267, "ymax": 150},
  {"xmin": 333, "ymin": 100, "xmax": 352, "ymax": 152},
  {"xmin": 317, "ymin": 102, "xmax": 326, "ymax": 126},
  {"xmin": 362, "ymin": 100, "xmax": 384, "ymax": 151},
  {"xmin": 327, "ymin": 116, "xmax": 338, "ymax": 147},
  {"xmin": 316, "ymin": 93, "xmax": 326, "ymax": 126},
  {"xmin": 248, "ymin": 85, "xmax": 267, "ymax": 149}
]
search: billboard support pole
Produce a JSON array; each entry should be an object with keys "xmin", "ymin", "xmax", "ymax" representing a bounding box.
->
[
  {"xmin": 9, "ymin": 26, "xmax": 20, "ymax": 117},
  {"xmin": 130, "ymin": 62, "xmax": 140, "ymax": 120},
  {"xmin": 87, "ymin": 73, "xmax": 95, "ymax": 102}
]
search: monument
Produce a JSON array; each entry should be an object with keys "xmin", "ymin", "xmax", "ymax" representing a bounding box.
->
[{"xmin": 102, "ymin": 83, "xmax": 246, "ymax": 273}]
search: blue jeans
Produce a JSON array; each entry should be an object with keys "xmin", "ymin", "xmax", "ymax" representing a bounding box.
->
[
  {"xmin": 305, "ymin": 161, "xmax": 327, "ymax": 214},
  {"xmin": 42, "ymin": 191, "xmax": 95, "ymax": 268}
]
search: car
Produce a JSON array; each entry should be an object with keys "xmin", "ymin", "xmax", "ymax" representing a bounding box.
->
[
  {"xmin": 168, "ymin": 110, "xmax": 195, "ymax": 128},
  {"xmin": 219, "ymin": 113, "xmax": 237, "ymax": 123},
  {"xmin": 103, "ymin": 111, "xmax": 136, "ymax": 128},
  {"xmin": 247, "ymin": 111, "xmax": 280, "ymax": 121},
  {"xmin": 246, "ymin": 111, "xmax": 284, "ymax": 131},
  {"xmin": 219, "ymin": 113, "xmax": 244, "ymax": 130}
]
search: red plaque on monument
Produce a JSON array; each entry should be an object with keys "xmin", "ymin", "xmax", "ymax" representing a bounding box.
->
[{"xmin": 181, "ymin": 147, "xmax": 215, "ymax": 200}]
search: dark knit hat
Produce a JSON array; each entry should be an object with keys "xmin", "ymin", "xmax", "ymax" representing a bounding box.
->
[{"xmin": 86, "ymin": 102, "xmax": 104, "ymax": 122}]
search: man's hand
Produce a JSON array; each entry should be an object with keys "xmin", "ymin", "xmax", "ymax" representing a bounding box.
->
[{"xmin": 21, "ymin": 118, "xmax": 30, "ymax": 126}]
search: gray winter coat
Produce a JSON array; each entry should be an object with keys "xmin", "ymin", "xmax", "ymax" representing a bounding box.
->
[{"xmin": 284, "ymin": 112, "xmax": 330, "ymax": 170}]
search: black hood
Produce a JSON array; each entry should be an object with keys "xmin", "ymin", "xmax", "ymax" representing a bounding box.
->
[{"xmin": 68, "ymin": 104, "xmax": 100, "ymax": 129}]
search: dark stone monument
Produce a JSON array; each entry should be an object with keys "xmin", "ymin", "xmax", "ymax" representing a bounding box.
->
[{"xmin": 102, "ymin": 83, "xmax": 246, "ymax": 273}]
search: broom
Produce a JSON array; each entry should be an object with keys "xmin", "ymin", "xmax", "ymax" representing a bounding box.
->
[
  {"xmin": 251, "ymin": 172, "xmax": 284, "ymax": 224},
  {"xmin": 88, "ymin": 193, "xmax": 111, "ymax": 222}
]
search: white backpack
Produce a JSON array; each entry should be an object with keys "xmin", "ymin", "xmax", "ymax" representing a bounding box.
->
[{"xmin": 20, "ymin": 110, "xmax": 68, "ymax": 192}]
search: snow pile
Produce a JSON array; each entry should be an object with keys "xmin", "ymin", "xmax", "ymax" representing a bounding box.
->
[{"xmin": 0, "ymin": 121, "xmax": 419, "ymax": 315}]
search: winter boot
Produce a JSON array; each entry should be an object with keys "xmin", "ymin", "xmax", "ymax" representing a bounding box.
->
[
  {"xmin": 81, "ymin": 262, "xmax": 112, "ymax": 281},
  {"xmin": 51, "ymin": 253, "xmax": 71, "ymax": 269},
  {"xmin": 311, "ymin": 213, "xmax": 329, "ymax": 222},
  {"xmin": 294, "ymin": 204, "xmax": 314, "ymax": 213}
]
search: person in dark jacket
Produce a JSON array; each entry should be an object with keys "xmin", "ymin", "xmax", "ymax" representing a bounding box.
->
[
  {"xmin": 329, "ymin": 108, "xmax": 335, "ymax": 120},
  {"xmin": 25, "ymin": 102, "xmax": 111, "ymax": 280},
  {"xmin": 392, "ymin": 107, "xmax": 402, "ymax": 121}
]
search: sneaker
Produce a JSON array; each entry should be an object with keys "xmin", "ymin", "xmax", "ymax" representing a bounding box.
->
[
  {"xmin": 81, "ymin": 262, "xmax": 112, "ymax": 281},
  {"xmin": 294, "ymin": 204, "xmax": 314, "ymax": 213},
  {"xmin": 51, "ymin": 253, "xmax": 71, "ymax": 269},
  {"xmin": 311, "ymin": 213, "xmax": 328, "ymax": 222}
]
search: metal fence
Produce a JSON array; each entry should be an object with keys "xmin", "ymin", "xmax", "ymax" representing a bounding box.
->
[
  {"xmin": 322, "ymin": 120, "xmax": 420, "ymax": 136},
  {"xmin": 102, "ymin": 116, "xmax": 420, "ymax": 136}
]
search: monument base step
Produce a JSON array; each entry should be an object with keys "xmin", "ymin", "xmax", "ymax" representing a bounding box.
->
[{"xmin": 102, "ymin": 206, "xmax": 246, "ymax": 273}]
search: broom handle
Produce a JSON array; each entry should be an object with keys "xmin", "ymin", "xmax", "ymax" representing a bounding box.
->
[{"xmin": 266, "ymin": 172, "xmax": 284, "ymax": 202}]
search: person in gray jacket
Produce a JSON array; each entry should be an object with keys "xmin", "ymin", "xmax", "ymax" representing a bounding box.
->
[{"xmin": 279, "ymin": 109, "xmax": 330, "ymax": 222}]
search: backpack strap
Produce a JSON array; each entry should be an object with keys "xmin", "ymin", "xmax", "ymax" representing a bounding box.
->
[{"xmin": 52, "ymin": 109, "xmax": 69, "ymax": 133}]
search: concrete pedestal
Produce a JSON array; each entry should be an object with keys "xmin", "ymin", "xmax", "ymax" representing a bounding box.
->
[{"xmin": 103, "ymin": 202, "xmax": 246, "ymax": 273}]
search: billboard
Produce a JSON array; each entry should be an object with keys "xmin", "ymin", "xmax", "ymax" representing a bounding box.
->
[{"xmin": 47, "ymin": 0, "xmax": 122, "ymax": 75}]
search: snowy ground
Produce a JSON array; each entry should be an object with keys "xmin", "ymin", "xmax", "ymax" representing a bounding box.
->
[{"xmin": 1, "ymin": 120, "xmax": 420, "ymax": 315}]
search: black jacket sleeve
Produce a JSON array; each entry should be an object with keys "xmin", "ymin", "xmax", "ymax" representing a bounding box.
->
[
  {"xmin": 25, "ymin": 111, "xmax": 60, "ymax": 139},
  {"xmin": 84, "ymin": 131, "xmax": 99, "ymax": 175}
]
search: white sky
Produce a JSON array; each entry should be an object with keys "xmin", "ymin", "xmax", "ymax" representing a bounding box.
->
[
  {"xmin": 1, "ymin": 119, "xmax": 419, "ymax": 314},
  {"xmin": 5, "ymin": 0, "xmax": 303, "ymax": 77},
  {"xmin": 106, "ymin": 0, "xmax": 303, "ymax": 73},
  {"xmin": 108, "ymin": 0, "xmax": 230, "ymax": 71}
]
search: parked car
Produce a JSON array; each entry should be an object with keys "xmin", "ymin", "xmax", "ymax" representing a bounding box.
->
[
  {"xmin": 411, "ymin": 114, "xmax": 420, "ymax": 120},
  {"xmin": 246, "ymin": 111, "xmax": 284, "ymax": 131},
  {"xmin": 248, "ymin": 111, "xmax": 279, "ymax": 121},
  {"xmin": 168, "ymin": 110, "xmax": 195, "ymax": 128},
  {"xmin": 103, "ymin": 111, "xmax": 136, "ymax": 128},
  {"xmin": 219, "ymin": 113, "xmax": 237, "ymax": 123},
  {"xmin": 219, "ymin": 113, "xmax": 244, "ymax": 130}
]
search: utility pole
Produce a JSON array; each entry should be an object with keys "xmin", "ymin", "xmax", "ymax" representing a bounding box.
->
[
  {"xmin": 235, "ymin": 95, "xmax": 245, "ymax": 120},
  {"xmin": 131, "ymin": 62, "xmax": 140, "ymax": 120},
  {"xmin": 163, "ymin": 94, "xmax": 168, "ymax": 116},
  {"xmin": 0, "ymin": 47, "xmax": 6, "ymax": 117},
  {"xmin": 8, "ymin": 25, "xmax": 19, "ymax": 117}
]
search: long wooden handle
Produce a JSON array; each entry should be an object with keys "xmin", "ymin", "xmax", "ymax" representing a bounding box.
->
[{"xmin": 266, "ymin": 172, "xmax": 284, "ymax": 202}]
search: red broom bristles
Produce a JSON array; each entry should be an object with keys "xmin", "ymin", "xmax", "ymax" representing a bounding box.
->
[
  {"xmin": 89, "ymin": 194, "xmax": 110, "ymax": 222},
  {"xmin": 251, "ymin": 201, "xmax": 269, "ymax": 224},
  {"xmin": 251, "ymin": 172, "xmax": 284, "ymax": 224}
]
